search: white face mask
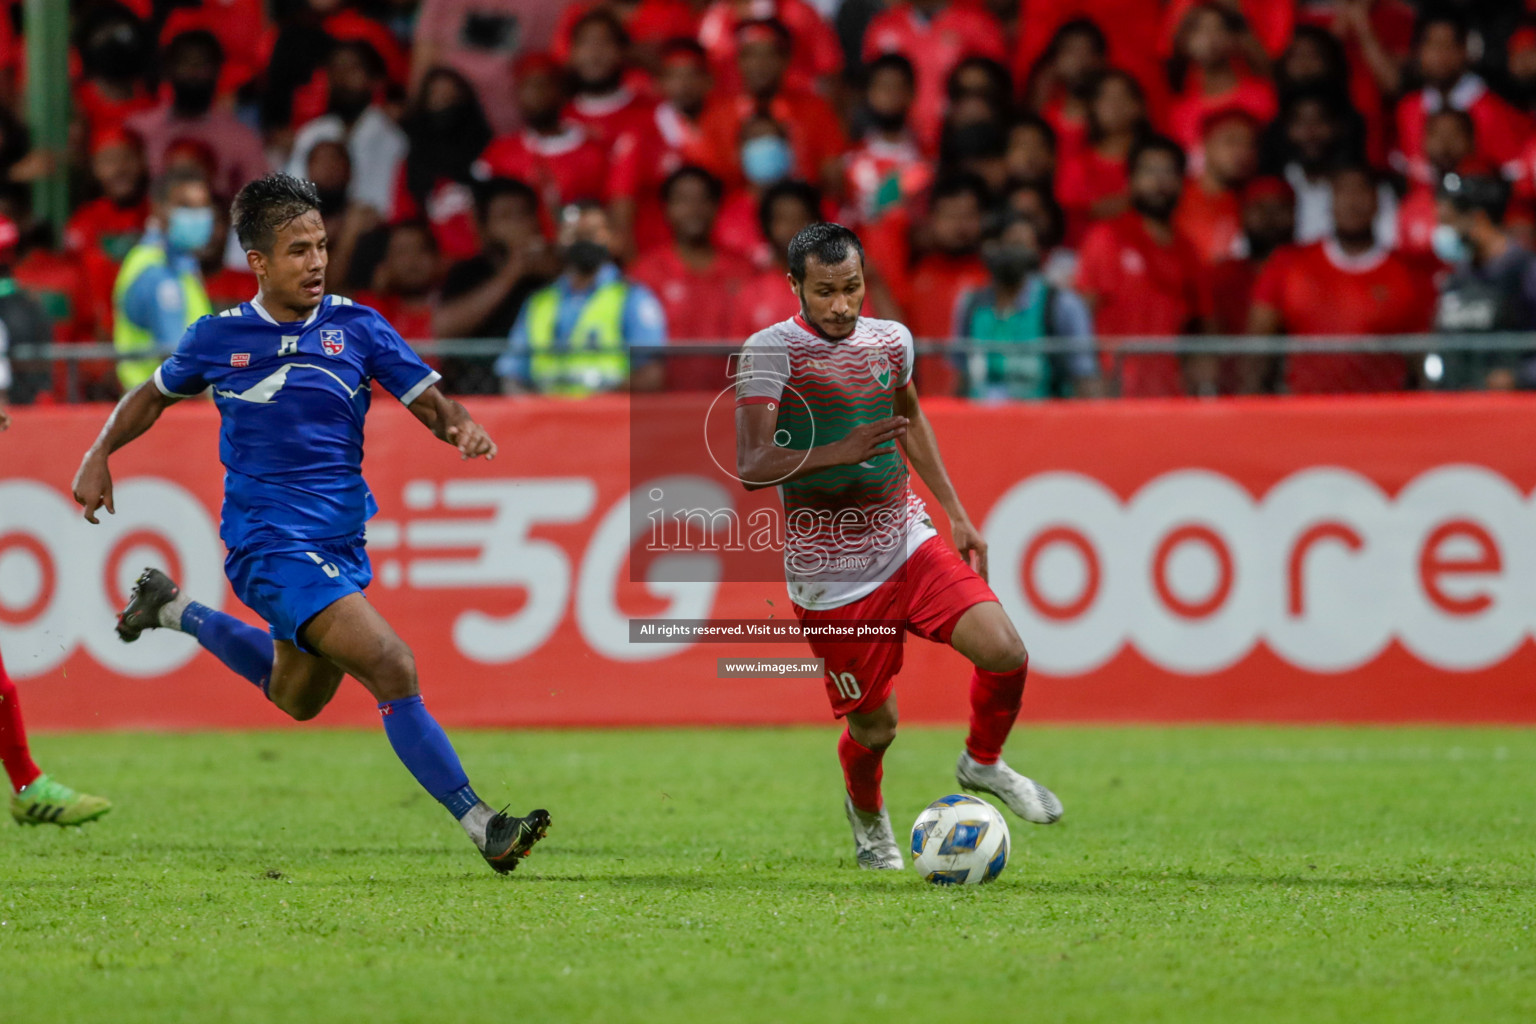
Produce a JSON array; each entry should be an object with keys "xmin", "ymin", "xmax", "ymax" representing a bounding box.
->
[{"xmin": 1431, "ymin": 223, "xmax": 1470, "ymax": 264}]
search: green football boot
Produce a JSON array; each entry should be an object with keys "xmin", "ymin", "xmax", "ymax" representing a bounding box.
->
[{"xmin": 10, "ymin": 775, "xmax": 112, "ymax": 826}]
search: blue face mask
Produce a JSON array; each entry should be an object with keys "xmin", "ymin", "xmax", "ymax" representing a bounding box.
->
[
  {"xmin": 167, "ymin": 205, "xmax": 214, "ymax": 252},
  {"xmin": 741, "ymin": 135, "xmax": 792, "ymax": 187},
  {"xmin": 1431, "ymin": 223, "xmax": 1470, "ymax": 264}
]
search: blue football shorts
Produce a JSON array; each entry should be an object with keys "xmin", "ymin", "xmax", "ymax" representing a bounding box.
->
[{"xmin": 224, "ymin": 535, "xmax": 373, "ymax": 652}]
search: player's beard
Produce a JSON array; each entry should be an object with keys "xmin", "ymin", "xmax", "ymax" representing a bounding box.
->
[{"xmin": 800, "ymin": 299, "xmax": 857, "ymax": 340}]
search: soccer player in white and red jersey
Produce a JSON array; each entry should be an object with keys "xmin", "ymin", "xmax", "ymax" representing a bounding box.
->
[{"xmin": 733, "ymin": 223, "xmax": 1062, "ymax": 870}]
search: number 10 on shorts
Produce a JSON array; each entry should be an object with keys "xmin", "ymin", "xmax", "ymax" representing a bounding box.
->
[{"xmin": 830, "ymin": 671, "xmax": 862, "ymax": 701}]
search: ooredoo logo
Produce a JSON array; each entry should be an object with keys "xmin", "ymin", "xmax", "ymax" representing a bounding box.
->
[
  {"xmin": 0, "ymin": 478, "xmax": 225, "ymax": 678},
  {"xmin": 985, "ymin": 467, "xmax": 1535, "ymax": 676}
]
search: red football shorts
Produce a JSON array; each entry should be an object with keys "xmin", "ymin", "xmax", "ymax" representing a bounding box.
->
[{"xmin": 793, "ymin": 535, "xmax": 999, "ymax": 718}]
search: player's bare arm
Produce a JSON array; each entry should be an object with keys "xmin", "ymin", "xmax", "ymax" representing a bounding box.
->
[
  {"xmin": 72, "ymin": 382, "xmax": 182, "ymax": 524},
  {"xmin": 407, "ymin": 384, "xmax": 497, "ymax": 460},
  {"xmin": 735, "ymin": 403, "xmax": 907, "ymax": 491},
  {"xmin": 895, "ymin": 380, "xmax": 986, "ymax": 580}
]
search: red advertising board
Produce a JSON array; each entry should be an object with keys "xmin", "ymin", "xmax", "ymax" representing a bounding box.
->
[{"xmin": 2, "ymin": 394, "xmax": 1533, "ymax": 729}]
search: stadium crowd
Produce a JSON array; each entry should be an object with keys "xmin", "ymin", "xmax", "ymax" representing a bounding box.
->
[{"xmin": 2, "ymin": 0, "xmax": 1536, "ymax": 401}]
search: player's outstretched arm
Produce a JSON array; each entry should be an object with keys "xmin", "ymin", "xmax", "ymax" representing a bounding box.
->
[
  {"xmin": 897, "ymin": 381, "xmax": 988, "ymax": 580},
  {"xmin": 72, "ymin": 382, "xmax": 181, "ymax": 524},
  {"xmin": 735, "ymin": 403, "xmax": 908, "ymax": 491},
  {"xmin": 406, "ymin": 385, "xmax": 497, "ymax": 461}
]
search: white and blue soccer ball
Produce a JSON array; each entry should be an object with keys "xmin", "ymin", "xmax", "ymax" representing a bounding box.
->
[{"xmin": 910, "ymin": 795, "xmax": 1010, "ymax": 885}]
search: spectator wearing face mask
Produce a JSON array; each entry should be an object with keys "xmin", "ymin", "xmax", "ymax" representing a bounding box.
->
[
  {"xmin": 1399, "ymin": 109, "xmax": 1481, "ymax": 256},
  {"xmin": 714, "ymin": 114, "xmax": 800, "ymax": 263},
  {"xmin": 497, "ymin": 202, "xmax": 668, "ymax": 395},
  {"xmin": 953, "ymin": 211, "xmax": 1098, "ymax": 401},
  {"xmin": 112, "ymin": 168, "xmax": 217, "ymax": 392},
  {"xmin": 126, "ymin": 31, "xmax": 268, "ymax": 202},
  {"xmin": 286, "ymin": 40, "xmax": 409, "ymax": 221},
  {"xmin": 699, "ymin": 19, "xmax": 846, "ymax": 199},
  {"xmin": 1432, "ymin": 173, "xmax": 1536, "ymax": 391}
]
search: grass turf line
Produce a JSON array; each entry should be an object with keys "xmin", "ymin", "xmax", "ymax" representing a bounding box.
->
[{"xmin": 1, "ymin": 726, "xmax": 1532, "ymax": 1024}]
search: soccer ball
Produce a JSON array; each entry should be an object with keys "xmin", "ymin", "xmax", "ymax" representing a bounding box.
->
[{"xmin": 910, "ymin": 795, "xmax": 1010, "ymax": 885}]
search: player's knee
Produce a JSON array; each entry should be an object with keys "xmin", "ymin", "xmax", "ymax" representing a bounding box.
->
[
  {"xmin": 367, "ymin": 641, "xmax": 419, "ymax": 701},
  {"xmin": 851, "ymin": 707, "xmax": 899, "ymax": 750},
  {"xmin": 975, "ymin": 632, "xmax": 1028, "ymax": 674}
]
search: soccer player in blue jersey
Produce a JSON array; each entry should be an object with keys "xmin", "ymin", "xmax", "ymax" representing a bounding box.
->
[{"xmin": 70, "ymin": 173, "xmax": 549, "ymax": 873}]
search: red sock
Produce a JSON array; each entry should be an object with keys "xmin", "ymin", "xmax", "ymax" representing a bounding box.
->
[
  {"xmin": 838, "ymin": 729, "xmax": 885, "ymax": 813},
  {"xmin": 0, "ymin": 654, "xmax": 42, "ymax": 792},
  {"xmin": 965, "ymin": 666, "xmax": 1026, "ymax": 765}
]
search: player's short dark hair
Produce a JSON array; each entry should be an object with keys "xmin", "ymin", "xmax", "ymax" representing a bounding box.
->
[
  {"xmin": 1128, "ymin": 133, "xmax": 1187, "ymax": 178},
  {"xmin": 164, "ymin": 28, "xmax": 223, "ymax": 66},
  {"xmin": 661, "ymin": 165, "xmax": 723, "ymax": 205},
  {"xmin": 929, "ymin": 171, "xmax": 990, "ymax": 211},
  {"xmin": 864, "ymin": 53, "xmax": 915, "ymax": 90},
  {"xmin": 758, "ymin": 179, "xmax": 822, "ymax": 242},
  {"xmin": 570, "ymin": 7, "xmax": 630, "ymax": 48},
  {"xmin": 787, "ymin": 222, "xmax": 864, "ymax": 283},
  {"xmin": 1440, "ymin": 172, "xmax": 1510, "ymax": 221},
  {"xmin": 152, "ymin": 166, "xmax": 210, "ymax": 204},
  {"xmin": 231, "ymin": 172, "xmax": 322, "ymax": 253},
  {"xmin": 472, "ymin": 176, "xmax": 539, "ymax": 221}
]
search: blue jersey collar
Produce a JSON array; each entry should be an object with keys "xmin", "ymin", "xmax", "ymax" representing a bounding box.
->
[{"xmin": 250, "ymin": 294, "xmax": 324, "ymax": 327}]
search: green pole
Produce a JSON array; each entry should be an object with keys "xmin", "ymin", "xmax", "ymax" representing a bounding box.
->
[{"xmin": 25, "ymin": 0, "xmax": 71, "ymax": 242}]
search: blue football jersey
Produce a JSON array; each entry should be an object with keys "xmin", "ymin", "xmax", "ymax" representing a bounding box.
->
[{"xmin": 154, "ymin": 294, "xmax": 441, "ymax": 549}]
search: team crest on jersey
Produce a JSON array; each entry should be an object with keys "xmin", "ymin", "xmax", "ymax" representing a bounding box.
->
[
  {"xmin": 320, "ymin": 329, "xmax": 345, "ymax": 355},
  {"xmin": 231, "ymin": 353, "xmax": 250, "ymax": 367},
  {"xmin": 866, "ymin": 349, "xmax": 892, "ymax": 388}
]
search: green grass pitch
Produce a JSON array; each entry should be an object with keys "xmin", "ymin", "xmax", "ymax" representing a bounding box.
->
[{"xmin": 1, "ymin": 725, "xmax": 1533, "ymax": 1023}]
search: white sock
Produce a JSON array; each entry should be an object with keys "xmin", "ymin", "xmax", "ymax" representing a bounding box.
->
[
  {"xmin": 459, "ymin": 802, "xmax": 494, "ymax": 850},
  {"xmin": 157, "ymin": 592, "xmax": 194, "ymax": 631}
]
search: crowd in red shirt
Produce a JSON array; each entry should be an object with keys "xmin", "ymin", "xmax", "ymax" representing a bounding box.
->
[{"xmin": 5, "ymin": 0, "xmax": 1536, "ymax": 400}]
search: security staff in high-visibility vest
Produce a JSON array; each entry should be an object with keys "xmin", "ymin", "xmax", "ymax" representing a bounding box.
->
[
  {"xmin": 496, "ymin": 202, "xmax": 667, "ymax": 395},
  {"xmin": 113, "ymin": 169, "xmax": 216, "ymax": 391}
]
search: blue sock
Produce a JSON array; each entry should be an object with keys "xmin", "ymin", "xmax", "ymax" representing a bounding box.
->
[
  {"xmin": 181, "ymin": 602, "xmax": 275, "ymax": 695},
  {"xmin": 378, "ymin": 695, "xmax": 480, "ymax": 819}
]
